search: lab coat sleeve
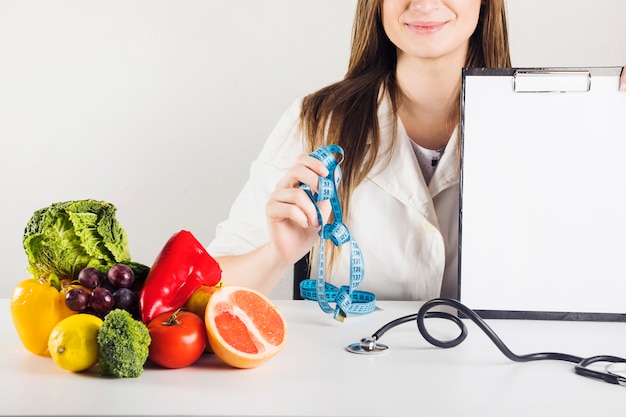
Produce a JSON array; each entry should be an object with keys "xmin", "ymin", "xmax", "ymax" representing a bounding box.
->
[{"xmin": 207, "ymin": 98, "xmax": 307, "ymax": 256}]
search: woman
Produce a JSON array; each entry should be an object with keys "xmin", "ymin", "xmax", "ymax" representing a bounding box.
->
[{"xmin": 207, "ymin": 0, "xmax": 626, "ymax": 301}]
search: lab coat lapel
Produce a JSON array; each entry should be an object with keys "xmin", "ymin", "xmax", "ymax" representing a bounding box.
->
[{"xmin": 367, "ymin": 102, "xmax": 440, "ymax": 226}]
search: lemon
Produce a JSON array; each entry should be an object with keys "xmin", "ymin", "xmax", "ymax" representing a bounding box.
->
[{"xmin": 48, "ymin": 314, "xmax": 103, "ymax": 372}]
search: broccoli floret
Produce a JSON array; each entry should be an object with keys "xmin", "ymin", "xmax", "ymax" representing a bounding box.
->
[{"xmin": 97, "ymin": 309, "xmax": 151, "ymax": 378}]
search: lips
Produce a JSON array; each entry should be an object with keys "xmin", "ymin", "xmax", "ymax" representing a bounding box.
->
[{"xmin": 405, "ymin": 21, "xmax": 447, "ymax": 35}]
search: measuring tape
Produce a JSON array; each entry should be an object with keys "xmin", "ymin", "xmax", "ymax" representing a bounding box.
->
[{"xmin": 298, "ymin": 145, "xmax": 377, "ymax": 321}]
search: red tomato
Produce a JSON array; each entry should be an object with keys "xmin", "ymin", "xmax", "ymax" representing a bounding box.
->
[{"xmin": 147, "ymin": 309, "xmax": 207, "ymax": 369}]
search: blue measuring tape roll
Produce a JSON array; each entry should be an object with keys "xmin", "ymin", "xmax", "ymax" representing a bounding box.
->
[{"xmin": 298, "ymin": 145, "xmax": 377, "ymax": 321}]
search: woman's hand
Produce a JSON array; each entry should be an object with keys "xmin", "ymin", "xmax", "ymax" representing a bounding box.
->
[
  {"xmin": 265, "ymin": 154, "xmax": 332, "ymax": 266},
  {"xmin": 214, "ymin": 154, "xmax": 334, "ymax": 295},
  {"xmin": 621, "ymin": 66, "xmax": 626, "ymax": 92}
]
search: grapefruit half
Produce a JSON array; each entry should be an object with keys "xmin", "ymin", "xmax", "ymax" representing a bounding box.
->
[{"xmin": 205, "ymin": 285, "xmax": 288, "ymax": 368}]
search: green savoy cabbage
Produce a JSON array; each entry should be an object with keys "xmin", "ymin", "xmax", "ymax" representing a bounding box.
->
[{"xmin": 23, "ymin": 199, "xmax": 132, "ymax": 282}]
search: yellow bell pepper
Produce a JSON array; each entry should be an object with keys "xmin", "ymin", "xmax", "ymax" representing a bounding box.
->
[{"xmin": 10, "ymin": 278, "xmax": 76, "ymax": 357}]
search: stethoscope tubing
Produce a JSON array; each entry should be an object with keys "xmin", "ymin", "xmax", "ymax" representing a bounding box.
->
[{"xmin": 366, "ymin": 298, "xmax": 626, "ymax": 386}]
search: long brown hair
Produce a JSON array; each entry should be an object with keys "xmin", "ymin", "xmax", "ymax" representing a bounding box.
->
[{"xmin": 300, "ymin": 0, "xmax": 511, "ymax": 271}]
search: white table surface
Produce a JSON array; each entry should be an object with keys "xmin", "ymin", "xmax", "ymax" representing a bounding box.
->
[{"xmin": 2, "ymin": 298, "xmax": 625, "ymax": 417}]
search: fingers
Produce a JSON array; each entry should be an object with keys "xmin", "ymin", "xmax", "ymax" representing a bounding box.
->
[
  {"xmin": 267, "ymin": 153, "xmax": 334, "ymax": 230},
  {"xmin": 275, "ymin": 154, "xmax": 329, "ymax": 190},
  {"xmin": 621, "ymin": 67, "xmax": 626, "ymax": 92},
  {"xmin": 267, "ymin": 187, "xmax": 321, "ymax": 229}
]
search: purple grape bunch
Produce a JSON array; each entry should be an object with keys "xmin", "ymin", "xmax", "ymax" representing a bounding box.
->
[{"xmin": 65, "ymin": 264, "xmax": 138, "ymax": 317}]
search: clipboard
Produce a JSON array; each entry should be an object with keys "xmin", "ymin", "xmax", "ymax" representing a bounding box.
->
[{"xmin": 459, "ymin": 67, "xmax": 626, "ymax": 321}]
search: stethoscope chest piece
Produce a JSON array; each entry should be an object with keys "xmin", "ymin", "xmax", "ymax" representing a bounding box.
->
[{"xmin": 346, "ymin": 337, "xmax": 389, "ymax": 354}]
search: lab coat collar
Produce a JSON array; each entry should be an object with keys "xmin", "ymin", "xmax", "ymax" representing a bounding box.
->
[
  {"xmin": 367, "ymin": 96, "xmax": 460, "ymax": 223},
  {"xmin": 428, "ymin": 125, "xmax": 460, "ymax": 197}
]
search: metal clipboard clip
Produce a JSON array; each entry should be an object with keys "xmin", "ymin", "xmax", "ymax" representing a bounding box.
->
[{"xmin": 514, "ymin": 69, "xmax": 591, "ymax": 93}]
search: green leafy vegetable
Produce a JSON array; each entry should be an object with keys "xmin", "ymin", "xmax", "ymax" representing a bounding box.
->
[
  {"xmin": 97, "ymin": 309, "xmax": 151, "ymax": 378},
  {"xmin": 23, "ymin": 199, "xmax": 133, "ymax": 282}
]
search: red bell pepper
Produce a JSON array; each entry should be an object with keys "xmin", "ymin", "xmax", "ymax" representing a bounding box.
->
[{"xmin": 139, "ymin": 230, "xmax": 222, "ymax": 323}]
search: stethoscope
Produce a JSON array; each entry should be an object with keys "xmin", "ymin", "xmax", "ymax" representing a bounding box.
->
[
  {"xmin": 346, "ymin": 298, "xmax": 626, "ymax": 387},
  {"xmin": 301, "ymin": 145, "xmax": 626, "ymax": 385}
]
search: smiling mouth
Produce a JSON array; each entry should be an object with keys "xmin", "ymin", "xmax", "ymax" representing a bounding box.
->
[{"xmin": 406, "ymin": 22, "xmax": 447, "ymax": 34}]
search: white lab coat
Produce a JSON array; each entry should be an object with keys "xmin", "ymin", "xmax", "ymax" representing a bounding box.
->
[{"xmin": 207, "ymin": 95, "xmax": 460, "ymax": 301}]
